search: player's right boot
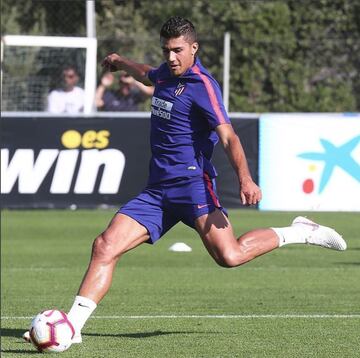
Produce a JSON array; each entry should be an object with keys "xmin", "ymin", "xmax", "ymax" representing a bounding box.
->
[{"xmin": 291, "ymin": 216, "xmax": 347, "ymax": 251}]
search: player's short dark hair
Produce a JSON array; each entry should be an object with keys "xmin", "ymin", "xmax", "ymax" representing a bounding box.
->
[{"xmin": 160, "ymin": 16, "xmax": 197, "ymax": 43}]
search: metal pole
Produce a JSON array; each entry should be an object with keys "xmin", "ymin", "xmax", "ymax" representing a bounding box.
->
[
  {"xmin": 86, "ymin": 1, "xmax": 96, "ymax": 38},
  {"xmin": 223, "ymin": 32, "xmax": 231, "ymax": 112},
  {"xmin": 1, "ymin": 39, "xmax": 4, "ymax": 101},
  {"xmin": 86, "ymin": 1, "xmax": 97, "ymax": 114}
]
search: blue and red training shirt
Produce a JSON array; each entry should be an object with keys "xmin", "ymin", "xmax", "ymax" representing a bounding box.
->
[{"xmin": 147, "ymin": 57, "xmax": 230, "ymax": 185}]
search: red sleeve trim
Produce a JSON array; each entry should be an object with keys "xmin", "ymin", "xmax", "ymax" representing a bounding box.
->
[{"xmin": 192, "ymin": 65, "xmax": 227, "ymax": 125}]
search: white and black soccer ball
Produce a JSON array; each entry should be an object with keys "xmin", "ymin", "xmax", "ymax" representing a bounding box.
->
[{"xmin": 29, "ymin": 309, "xmax": 75, "ymax": 353}]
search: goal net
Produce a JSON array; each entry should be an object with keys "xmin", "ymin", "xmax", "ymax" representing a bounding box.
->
[{"xmin": 1, "ymin": 35, "xmax": 97, "ymax": 114}]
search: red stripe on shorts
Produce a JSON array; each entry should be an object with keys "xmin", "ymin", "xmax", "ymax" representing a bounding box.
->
[{"xmin": 204, "ymin": 173, "xmax": 220, "ymax": 207}]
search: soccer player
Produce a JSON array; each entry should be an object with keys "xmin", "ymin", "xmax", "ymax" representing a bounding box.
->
[{"xmin": 50, "ymin": 17, "xmax": 347, "ymax": 343}]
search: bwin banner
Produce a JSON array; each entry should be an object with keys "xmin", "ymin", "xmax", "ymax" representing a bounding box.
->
[{"xmin": 1, "ymin": 116, "xmax": 151, "ymax": 209}]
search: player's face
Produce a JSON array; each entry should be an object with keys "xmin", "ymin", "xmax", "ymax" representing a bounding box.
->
[{"xmin": 161, "ymin": 36, "xmax": 199, "ymax": 76}]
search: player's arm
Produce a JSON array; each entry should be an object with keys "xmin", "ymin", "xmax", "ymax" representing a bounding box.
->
[
  {"xmin": 215, "ymin": 123, "xmax": 262, "ymax": 206},
  {"xmin": 101, "ymin": 53, "xmax": 154, "ymax": 86}
]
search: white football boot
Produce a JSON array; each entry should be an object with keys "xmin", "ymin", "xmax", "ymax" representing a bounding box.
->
[
  {"xmin": 292, "ymin": 216, "xmax": 347, "ymax": 251},
  {"xmin": 22, "ymin": 330, "xmax": 31, "ymax": 342}
]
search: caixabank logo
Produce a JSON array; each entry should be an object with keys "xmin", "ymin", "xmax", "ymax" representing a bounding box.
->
[
  {"xmin": 259, "ymin": 114, "xmax": 360, "ymax": 211},
  {"xmin": 1, "ymin": 129, "xmax": 125, "ymax": 195},
  {"xmin": 298, "ymin": 135, "xmax": 360, "ymax": 194}
]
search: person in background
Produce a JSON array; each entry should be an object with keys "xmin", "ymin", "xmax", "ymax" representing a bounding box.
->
[
  {"xmin": 47, "ymin": 66, "xmax": 84, "ymax": 114},
  {"xmin": 95, "ymin": 71, "xmax": 154, "ymax": 111}
]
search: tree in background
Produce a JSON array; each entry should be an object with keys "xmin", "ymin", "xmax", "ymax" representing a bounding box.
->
[{"xmin": 2, "ymin": 0, "xmax": 359, "ymax": 112}]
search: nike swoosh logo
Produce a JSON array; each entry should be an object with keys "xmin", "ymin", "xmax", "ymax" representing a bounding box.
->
[
  {"xmin": 157, "ymin": 79, "xmax": 166, "ymax": 84},
  {"xmin": 197, "ymin": 204, "xmax": 209, "ymax": 209},
  {"xmin": 78, "ymin": 303, "xmax": 90, "ymax": 308},
  {"xmin": 297, "ymin": 221, "xmax": 319, "ymax": 231}
]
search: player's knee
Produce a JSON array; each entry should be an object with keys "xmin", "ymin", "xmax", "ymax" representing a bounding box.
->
[
  {"xmin": 217, "ymin": 250, "xmax": 242, "ymax": 268},
  {"xmin": 92, "ymin": 231, "xmax": 123, "ymax": 263},
  {"xmin": 91, "ymin": 234, "xmax": 112, "ymax": 263}
]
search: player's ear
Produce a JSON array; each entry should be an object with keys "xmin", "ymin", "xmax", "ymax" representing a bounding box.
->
[{"xmin": 191, "ymin": 42, "xmax": 199, "ymax": 56}]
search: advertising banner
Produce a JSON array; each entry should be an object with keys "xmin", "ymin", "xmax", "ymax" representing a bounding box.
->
[
  {"xmin": 259, "ymin": 113, "xmax": 360, "ymax": 211},
  {"xmin": 1, "ymin": 116, "xmax": 151, "ymax": 208},
  {"xmin": 1, "ymin": 115, "xmax": 258, "ymax": 209}
]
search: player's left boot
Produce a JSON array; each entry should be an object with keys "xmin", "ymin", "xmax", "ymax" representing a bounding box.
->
[
  {"xmin": 292, "ymin": 216, "xmax": 347, "ymax": 251},
  {"xmin": 22, "ymin": 330, "xmax": 31, "ymax": 342}
]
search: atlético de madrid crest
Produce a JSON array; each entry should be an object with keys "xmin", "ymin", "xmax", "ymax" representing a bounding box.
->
[{"xmin": 174, "ymin": 82, "xmax": 186, "ymax": 96}]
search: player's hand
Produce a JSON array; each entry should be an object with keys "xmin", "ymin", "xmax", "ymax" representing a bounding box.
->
[
  {"xmin": 101, "ymin": 53, "xmax": 121, "ymax": 72},
  {"xmin": 240, "ymin": 178, "xmax": 262, "ymax": 206}
]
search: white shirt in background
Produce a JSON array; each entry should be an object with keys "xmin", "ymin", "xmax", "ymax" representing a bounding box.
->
[{"xmin": 47, "ymin": 86, "xmax": 85, "ymax": 114}]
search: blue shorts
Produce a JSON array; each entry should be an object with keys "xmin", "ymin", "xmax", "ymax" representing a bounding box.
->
[{"xmin": 118, "ymin": 173, "xmax": 227, "ymax": 244}]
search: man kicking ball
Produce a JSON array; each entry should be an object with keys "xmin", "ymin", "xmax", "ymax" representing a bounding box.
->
[{"xmin": 24, "ymin": 16, "xmax": 346, "ymax": 345}]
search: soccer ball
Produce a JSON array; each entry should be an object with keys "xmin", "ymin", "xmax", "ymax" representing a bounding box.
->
[{"xmin": 29, "ymin": 309, "xmax": 75, "ymax": 353}]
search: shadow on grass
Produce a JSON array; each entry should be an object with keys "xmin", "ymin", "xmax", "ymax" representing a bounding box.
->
[
  {"xmin": 1, "ymin": 328, "xmax": 27, "ymax": 338},
  {"xmin": 336, "ymin": 262, "xmax": 360, "ymax": 266},
  {"xmin": 2, "ymin": 327, "xmax": 219, "ymax": 340},
  {"xmin": 84, "ymin": 330, "xmax": 217, "ymax": 339},
  {"xmin": 1, "ymin": 328, "xmax": 39, "ymax": 354}
]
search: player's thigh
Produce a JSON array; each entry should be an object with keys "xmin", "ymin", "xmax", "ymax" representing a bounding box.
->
[
  {"xmin": 194, "ymin": 208, "xmax": 238, "ymax": 264},
  {"xmin": 102, "ymin": 213, "xmax": 150, "ymax": 255}
]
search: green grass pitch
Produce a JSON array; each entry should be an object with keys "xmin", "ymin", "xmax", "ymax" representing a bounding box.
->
[{"xmin": 1, "ymin": 209, "xmax": 359, "ymax": 357}]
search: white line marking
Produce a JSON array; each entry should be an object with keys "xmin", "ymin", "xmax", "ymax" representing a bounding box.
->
[{"xmin": 2, "ymin": 314, "xmax": 360, "ymax": 320}]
